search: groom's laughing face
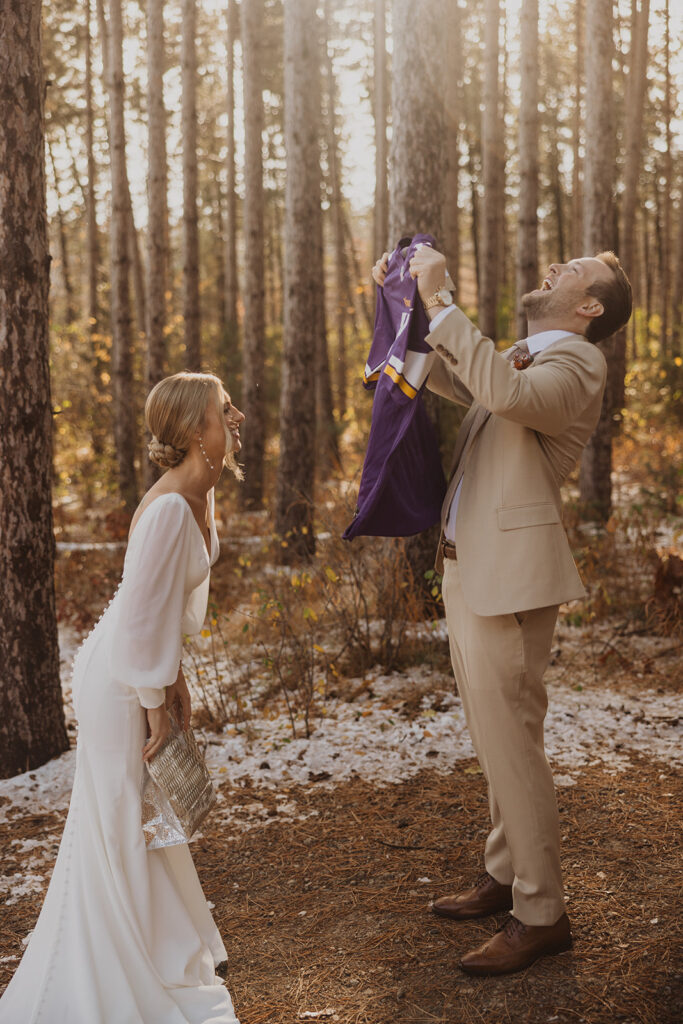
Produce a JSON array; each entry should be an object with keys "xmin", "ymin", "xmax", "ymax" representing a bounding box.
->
[{"xmin": 522, "ymin": 257, "xmax": 613, "ymax": 320}]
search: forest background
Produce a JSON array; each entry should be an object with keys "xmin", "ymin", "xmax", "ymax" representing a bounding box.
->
[
  {"xmin": 1, "ymin": 2, "xmax": 682, "ymax": 1020},
  {"xmin": 1, "ymin": 0, "xmax": 682, "ymax": 779}
]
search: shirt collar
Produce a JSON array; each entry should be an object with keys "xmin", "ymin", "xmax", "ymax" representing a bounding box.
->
[{"xmin": 525, "ymin": 329, "xmax": 575, "ymax": 356}]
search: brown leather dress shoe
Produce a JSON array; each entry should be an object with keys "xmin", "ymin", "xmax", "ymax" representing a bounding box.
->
[
  {"xmin": 431, "ymin": 872, "xmax": 513, "ymax": 921},
  {"xmin": 459, "ymin": 912, "xmax": 573, "ymax": 976}
]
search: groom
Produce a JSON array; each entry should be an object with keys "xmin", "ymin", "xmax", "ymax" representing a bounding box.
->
[{"xmin": 373, "ymin": 246, "xmax": 631, "ymax": 976}]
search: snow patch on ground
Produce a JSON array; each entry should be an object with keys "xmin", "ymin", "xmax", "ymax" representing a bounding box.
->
[{"xmin": 1, "ymin": 655, "xmax": 680, "ymax": 829}]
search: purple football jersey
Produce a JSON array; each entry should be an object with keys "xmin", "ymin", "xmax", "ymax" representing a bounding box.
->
[{"xmin": 343, "ymin": 234, "xmax": 447, "ymax": 540}]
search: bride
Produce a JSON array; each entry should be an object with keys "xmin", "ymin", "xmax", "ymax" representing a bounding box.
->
[{"xmin": 0, "ymin": 372, "xmax": 244, "ymax": 1024}]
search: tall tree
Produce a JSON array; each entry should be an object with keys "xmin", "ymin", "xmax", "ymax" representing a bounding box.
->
[
  {"xmin": 578, "ymin": 0, "xmax": 616, "ymax": 520},
  {"xmin": 104, "ymin": 0, "xmax": 138, "ymax": 510},
  {"xmin": 571, "ymin": 0, "xmax": 584, "ymax": 257},
  {"xmin": 275, "ymin": 0, "xmax": 322, "ymax": 559},
  {"xmin": 672, "ymin": 160, "xmax": 683, "ymax": 358},
  {"xmin": 373, "ymin": 0, "xmax": 388, "ymax": 258},
  {"xmin": 616, "ymin": 0, "xmax": 649, "ymax": 381},
  {"xmin": 516, "ymin": 0, "xmax": 539, "ymax": 339},
  {"xmin": 96, "ymin": 0, "xmax": 146, "ymax": 347},
  {"xmin": 223, "ymin": 0, "xmax": 239, "ymax": 352},
  {"xmin": 182, "ymin": 0, "xmax": 201, "ymax": 370},
  {"xmin": 46, "ymin": 133, "xmax": 77, "ymax": 323},
  {"xmin": 85, "ymin": 0, "xmax": 106, "ymax": 456},
  {"xmin": 145, "ymin": 0, "xmax": 168, "ymax": 488},
  {"xmin": 388, "ymin": 0, "xmax": 447, "ymax": 602},
  {"xmin": 480, "ymin": 0, "xmax": 503, "ymax": 341},
  {"xmin": 0, "ymin": 0, "xmax": 69, "ymax": 777},
  {"xmin": 659, "ymin": 0, "xmax": 672, "ymax": 357},
  {"xmin": 240, "ymin": 0, "xmax": 266, "ymax": 508},
  {"xmin": 442, "ymin": 2, "xmax": 462, "ymax": 301}
]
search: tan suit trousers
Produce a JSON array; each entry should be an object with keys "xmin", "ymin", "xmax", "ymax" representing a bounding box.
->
[{"xmin": 442, "ymin": 559, "xmax": 566, "ymax": 927}]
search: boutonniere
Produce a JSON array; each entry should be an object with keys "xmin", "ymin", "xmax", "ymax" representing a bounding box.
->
[{"xmin": 512, "ymin": 351, "xmax": 534, "ymax": 370}]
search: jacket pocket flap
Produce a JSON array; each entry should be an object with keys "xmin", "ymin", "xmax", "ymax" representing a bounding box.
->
[{"xmin": 497, "ymin": 502, "xmax": 560, "ymax": 531}]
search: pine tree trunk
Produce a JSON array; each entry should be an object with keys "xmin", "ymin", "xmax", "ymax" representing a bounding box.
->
[
  {"xmin": 275, "ymin": 0, "xmax": 322, "ymax": 560},
  {"xmin": 373, "ymin": 0, "xmax": 388, "ymax": 257},
  {"xmin": 479, "ymin": 0, "xmax": 502, "ymax": 341},
  {"xmin": 318, "ymin": 2, "xmax": 341, "ymax": 463},
  {"xmin": 181, "ymin": 0, "xmax": 200, "ymax": 370},
  {"xmin": 342, "ymin": 208, "xmax": 374, "ymax": 335},
  {"xmin": 571, "ymin": 0, "xmax": 584, "ymax": 257},
  {"xmin": 0, "ymin": 0, "xmax": 69, "ymax": 778},
  {"xmin": 516, "ymin": 0, "xmax": 539, "ymax": 339},
  {"xmin": 672, "ymin": 158, "xmax": 683, "ymax": 358},
  {"xmin": 46, "ymin": 134, "xmax": 77, "ymax": 323},
  {"xmin": 388, "ymin": 0, "xmax": 447, "ymax": 606},
  {"xmin": 85, "ymin": 0, "xmax": 107, "ymax": 457},
  {"xmin": 578, "ymin": 0, "xmax": 616, "ymax": 521},
  {"xmin": 549, "ymin": 121, "xmax": 566, "ymax": 264},
  {"xmin": 144, "ymin": 0, "xmax": 168, "ymax": 489},
  {"xmin": 104, "ymin": 0, "xmax": 138, "ymax": 511},
  {"xmin": 442, "ymin": 3, "xmax": 462, "ymax": 301},
  {"xmin": 224, "ymin": 0, "xmax": 239, "ymax": 342},
  {"xmin": 240, "ymin": 0, "xmax": 266, "ymax": 509},
  {"xmin": 660, "ymin": 0, "xmax": 672, "ymax": 357},
  {"xmin": 615, "ymin": 0, "xmax": 649, "ymax": 400}
]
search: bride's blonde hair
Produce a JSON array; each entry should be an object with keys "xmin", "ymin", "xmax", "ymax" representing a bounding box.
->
[{"xmin": 145, "ymin": 371, "xmax": 243, "ymax": 479}]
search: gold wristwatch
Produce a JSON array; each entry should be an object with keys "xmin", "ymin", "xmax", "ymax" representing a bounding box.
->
[{"xmin": 423, "ymin": 283, "xmax": 455, "ymax": 311}]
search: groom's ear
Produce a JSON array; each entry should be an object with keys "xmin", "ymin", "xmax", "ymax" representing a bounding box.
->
[{"xmin": 576, "ymin": 297, "xmax": 604, "ymax": 321}]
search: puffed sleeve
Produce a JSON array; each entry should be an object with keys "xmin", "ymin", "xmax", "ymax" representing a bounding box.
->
[{"xmin": 109, "ymin": 494, "xmax": 194, "ymax": 709}]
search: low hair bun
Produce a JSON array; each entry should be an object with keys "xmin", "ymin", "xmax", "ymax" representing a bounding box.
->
[{"xmin": 147, "ymin": 436, "xmax": 187, "ymax": 469}]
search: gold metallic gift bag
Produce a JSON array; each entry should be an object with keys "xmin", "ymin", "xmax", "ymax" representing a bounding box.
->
[{"xmin": 141, "ymin": 709, "xmax": 217, "ymax": 850}]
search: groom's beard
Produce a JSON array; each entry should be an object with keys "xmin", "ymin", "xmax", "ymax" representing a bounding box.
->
[{"xmin": 521, "ymin": 288, "xmax": 575, "ymax": 321}]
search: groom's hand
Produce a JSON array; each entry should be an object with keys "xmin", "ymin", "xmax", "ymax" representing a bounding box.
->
[{"xmin": 409, "ymin": 245, "xmax": 448, "ymax": 303}]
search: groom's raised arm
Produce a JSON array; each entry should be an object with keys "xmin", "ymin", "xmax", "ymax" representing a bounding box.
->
[{"xmin": 425, "ymin": 305, "xmax": 606, "ymax": 438}]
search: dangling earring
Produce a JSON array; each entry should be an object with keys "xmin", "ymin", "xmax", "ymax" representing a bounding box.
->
[{"xmin": 198, "ymin": 435, "xmax": 215, "ymax": 471}]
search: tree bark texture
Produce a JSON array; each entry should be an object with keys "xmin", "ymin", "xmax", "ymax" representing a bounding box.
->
[
  {"xmin": 571, "ymin": 0, "xmax": 584, "ymax": 258},
  {"xmin": 516, "ymin": 0, "xmax": 539, "ymax": 339},
  {"xmin": 388, "ymin": 0, "xmax": 447, "ymax": 604},
  {"xmin": 240, "ymin": 0, "xmax": 266, "ymax": 509},
  {"xmin": 47, "ymin": 134, "xmax": 77, "ymax": 323},
  {"xmin": 442, "ymin": 2, "xmax": 462, "ymax": 301},
  {"xmin": 144, "ymin": 0, "xmax": 168, "ymax": 489},
  {"xmin": 615, "ymin": 0, "xmax": 649, "ymax": 397},
  {"xmin": 275, "ymin": 0, "xmax": 322, "ymax": 560},
  {"xmin": 659, "ymin": 0, "xmax": 672, "ymax": 357},
  {"xmin": 579, "ymin": 0, "xmax": 616, "ymax": 520},
  {"xmin": 0, "ymin": 0, "xmax": 69, "ymax": 777},
  {"xmin": 224, "ymin": 0, "xmax": 239, "ymax": 343},
  {"xmin": 388, "ymin": 0, "xmax": 446, "ymax": 245},
  {"xmin": 373, "ymin": 0, "xmax": 388, "ymax": 257},
  {"xmin": 479, "ymin": 0, "xmax": 503, "ymax": 341},
  {"xmin": 85, "ymin": 0, "xmax": 107, "ymax": 457},
  {"xmin": 145, "ymin": 0, "xmax": 167, "ymax": 392},
  {"xmin": 181, "ymin": 0, "xmax": 200, "ymax": 371},
  {"xmin": 105, "ymin": 0, "xmax": 138, "ymax": 511}
]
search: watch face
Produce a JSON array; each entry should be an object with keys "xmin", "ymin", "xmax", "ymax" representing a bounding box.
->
[{"xmin": 438, "ymin": 288, "xmax": 454, "ymax": 305}]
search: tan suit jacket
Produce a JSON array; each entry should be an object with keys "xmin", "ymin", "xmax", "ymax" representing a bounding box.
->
[{"xmin": 426, "ymin": 306, "xmax": 607, "ymax": 617}]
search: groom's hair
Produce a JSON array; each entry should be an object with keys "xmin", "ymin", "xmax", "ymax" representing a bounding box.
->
[{"xmin": 584, "ymin": 251, "xmax": 633, "ymax": 344}]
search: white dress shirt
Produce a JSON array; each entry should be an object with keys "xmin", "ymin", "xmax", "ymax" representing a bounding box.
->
[{"xmin": 430, "ymin": 306, "xmax": 574, "ymax": 542}]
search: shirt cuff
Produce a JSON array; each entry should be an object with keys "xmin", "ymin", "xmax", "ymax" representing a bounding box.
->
[
  {"xmin": 138, "ymin": 687, "xmax": 166, "ymax": 710},
  {"xmin": 428, "ymin": 305, "xmax": 458, "ymax": 332}
]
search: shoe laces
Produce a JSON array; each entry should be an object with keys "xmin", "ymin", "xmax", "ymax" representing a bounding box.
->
[
  {"xmin": 474, "ymin": 871, "xmax": 494, "ymax": 890},
  {"xmin": 499, "ymin": 915, "xmax": 527, "ymax": 939}
]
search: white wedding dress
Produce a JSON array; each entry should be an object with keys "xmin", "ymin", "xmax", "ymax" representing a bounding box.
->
[{"xmin": 0, "ymin": 491, "xmax": 239, "ymax": 1024}]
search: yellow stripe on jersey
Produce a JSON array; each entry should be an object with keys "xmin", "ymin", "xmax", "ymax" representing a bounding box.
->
[{"xmin": 383, "ymin": 363, "xmax": 418, "ymax": 399}]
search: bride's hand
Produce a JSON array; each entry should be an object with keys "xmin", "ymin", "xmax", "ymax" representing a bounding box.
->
[
  {"xmin": 143, "ymin": 704, "xmax": 172, "ymax": 762},
  {"xmin": 165, "ymin": 666, "xmax": 192, "ymax": 732}
]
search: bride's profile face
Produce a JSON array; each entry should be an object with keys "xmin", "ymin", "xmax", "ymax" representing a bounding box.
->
[{"xmin": 201, "ymin": 386, "xmax": 244, "ymax": 467}]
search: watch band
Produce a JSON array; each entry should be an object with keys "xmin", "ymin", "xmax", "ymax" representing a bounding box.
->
[{"xmin": 423, "ymin": 292, "xmax": 447, "ymax": 310}]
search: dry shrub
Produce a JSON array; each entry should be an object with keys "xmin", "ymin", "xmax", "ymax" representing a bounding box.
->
[{"xmin": 183, "ymin": 530, "xmax": 443, "ymax": 735}]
